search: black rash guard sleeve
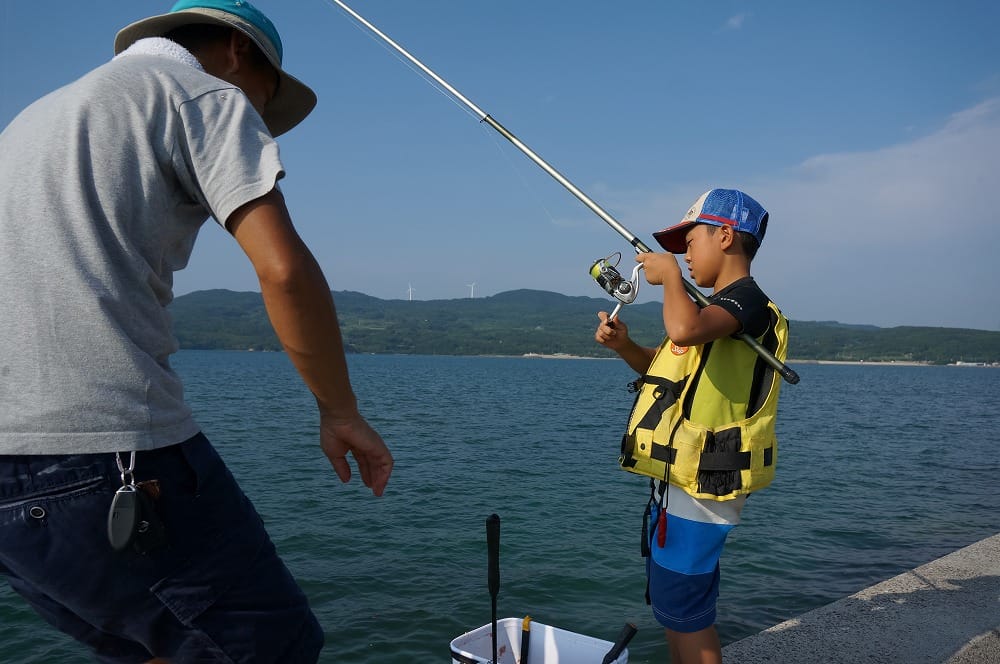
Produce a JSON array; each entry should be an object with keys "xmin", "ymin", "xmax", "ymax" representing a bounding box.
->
[{"xmin": 709, "ymin": 277, "xmax": 772, "ymax": 339}]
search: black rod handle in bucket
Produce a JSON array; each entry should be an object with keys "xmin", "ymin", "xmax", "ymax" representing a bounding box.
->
[
  {"xmin": 486, "ymin": 514, "xmax": 500, "ymax": 663},
  {"xmin": 602, "ymin": 622, "xmax": 637, "ymax": 664},
  {"xmin": 487, "ymin": 514, "xmax": 500, "ymax": 597}
]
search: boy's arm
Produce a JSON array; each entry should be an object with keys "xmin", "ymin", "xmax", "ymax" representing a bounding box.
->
[
  {"xmin": 595, "ymin": 311, "xmax": 657, "ymax": 374},
  {"xmin": 638, "ymin": 253, "xmax": 740, "ymax": 347},
  {"xmin": 227, "ymin": 189, "xmax": 393, "ymax": 496}
]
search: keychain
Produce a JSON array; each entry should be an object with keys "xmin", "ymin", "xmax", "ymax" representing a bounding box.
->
[
  {"xmin": 107, "ymin": 452, "xmax": 166, "ymax": 554},
  {"xmin": 108, "ymin": 452, "xmax": 139, "ymax": 551}
]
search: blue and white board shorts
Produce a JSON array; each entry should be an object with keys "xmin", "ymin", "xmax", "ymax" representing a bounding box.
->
[{"xmin": 646, "ymin": 482, "xmax": 745, "ymax": 632}]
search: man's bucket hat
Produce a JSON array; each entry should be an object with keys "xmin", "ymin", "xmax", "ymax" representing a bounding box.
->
[
  {"xmin": 114, "ymin": 0, "xmax": 317, "ymax": 137},
  {"xmin": 653, "ymin": 189, "xmax": 769, "ymax": 254}
]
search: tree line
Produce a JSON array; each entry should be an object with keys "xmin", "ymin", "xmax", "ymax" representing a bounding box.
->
[{"xmin": 169, "ymin": 289, "xmax": 1000, "ymax": 365}]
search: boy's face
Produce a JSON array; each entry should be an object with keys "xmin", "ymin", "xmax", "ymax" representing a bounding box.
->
[{"xmin": 682, "ymin": 224, "xmax": 724, "ymax": 288}]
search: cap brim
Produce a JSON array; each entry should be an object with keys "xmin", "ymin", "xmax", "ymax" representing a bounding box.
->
[
  {"xmin": 652, "ymin": 221, "xmax": 695, "ymax": 254},
  {"xmin": 114, "ymin": 11, "xmax": 316, "ymax": 137}
]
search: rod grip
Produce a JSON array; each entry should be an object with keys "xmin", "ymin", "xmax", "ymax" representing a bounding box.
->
[
  {"xmin": 778, "ymin": 363, "xmax": 801, "ymax": 385},
  {"xmin": 486, "ymin": 514, "xmax": 500, "ymax": 597}
]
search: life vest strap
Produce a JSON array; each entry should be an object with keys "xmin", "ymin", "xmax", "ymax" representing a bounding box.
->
[
  {"xmin": 649, "ymin": 444, "xmax": 677, "ymax": 464},
  {"xmin": 645, "ymin": 443, "xmax": 774, "ymax": 471},
  {"xmin": 699, "ymin": 450, "xmax": 751, "ymax": 471},
  {"xmin": 633, "ymin": 375, "xmax": 687, "ymax": 431}
]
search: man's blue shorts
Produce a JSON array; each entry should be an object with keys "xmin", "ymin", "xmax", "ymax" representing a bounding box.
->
[
  {"xmin": 0, "ymin": 433, "xmax": 324, "ymax": 663},
  {"xmin": 645, "ymin": 485, "xmax": 743, "ymax": 633}
]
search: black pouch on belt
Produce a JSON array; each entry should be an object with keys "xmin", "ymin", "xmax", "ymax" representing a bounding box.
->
[{"xmin": 132, "ymin": 480, "xmax": 167, "ymax": 555}]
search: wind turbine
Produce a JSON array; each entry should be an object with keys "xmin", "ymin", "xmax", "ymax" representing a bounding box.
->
[
  {"xmin": 407, "ymin": 283, "xmax": 415, "ymax": 301},
  {"xmin": 467, "ymin": 282, "xmax": 476, "ymax": 299}
]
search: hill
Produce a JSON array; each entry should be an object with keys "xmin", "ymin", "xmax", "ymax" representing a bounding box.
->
[{"xmin": 168, "ymin": 289, "xmax": 1000, "ymax": 364}]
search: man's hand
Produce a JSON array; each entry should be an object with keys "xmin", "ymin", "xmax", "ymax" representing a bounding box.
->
[{"xmin": 320, "ymin": 410, "xmax": 394, "ymax": 497}]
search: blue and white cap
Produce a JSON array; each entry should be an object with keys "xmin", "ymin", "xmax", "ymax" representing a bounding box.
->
[
  {"xmin": 114, "ymin": 0, "xmax": 316, "ymax": 137},
  {"xmin": 653, "ymin": 189, "xmax": 769, "ymax": 254}
]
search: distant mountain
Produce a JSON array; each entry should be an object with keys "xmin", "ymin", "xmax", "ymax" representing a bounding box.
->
[{"xmin": 168, "ymin": 289, "xmax": 1000, "ymax": 364}]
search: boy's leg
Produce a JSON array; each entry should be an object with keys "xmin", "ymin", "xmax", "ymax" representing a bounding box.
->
[
  {"xmin": 644, "ymin": 486, "xmax": 743, "ymax": 664},
  {"xmin": 666, "ymin": 626, "xmax": 722, "ymax": 664}
]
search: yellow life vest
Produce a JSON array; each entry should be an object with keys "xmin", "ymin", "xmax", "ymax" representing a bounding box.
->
[{"xmin": 619, "ymin": 302, "xmax": 789, "ymax": 500}]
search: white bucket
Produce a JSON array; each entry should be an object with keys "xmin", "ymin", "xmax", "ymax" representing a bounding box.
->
[{"xmin": 450, "ymin": 617, "xmax": 628, "ymax": 664}]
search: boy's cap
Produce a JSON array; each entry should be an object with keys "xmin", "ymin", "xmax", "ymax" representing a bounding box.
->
[
  {"xmin": 653, "ymin": 189, "xmax": 769, "ymax": 254},
  {"xmin": 114, "ymin": 0, "xmax": 317, "ymax": 137}
]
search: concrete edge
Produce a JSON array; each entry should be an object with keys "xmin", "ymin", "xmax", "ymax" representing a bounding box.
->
[{"xmin": 721, "ymin": 533, "xmax": 1000, "ymax": 663}]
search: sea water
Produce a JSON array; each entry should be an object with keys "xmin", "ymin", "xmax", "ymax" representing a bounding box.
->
[{"xmin": 1, "ymin": 353, "xmax": 997, "ymax": 663}]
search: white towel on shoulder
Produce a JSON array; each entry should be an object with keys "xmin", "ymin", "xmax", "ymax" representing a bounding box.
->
[{"xmin": 113, "ymin": 37, "xmax": 204, "ymax": 72}]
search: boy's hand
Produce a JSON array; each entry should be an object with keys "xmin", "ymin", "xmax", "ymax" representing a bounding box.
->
[
  {"xmin": 595, "ymin": 311, "xmax": 631, "ymax": 351},
  {"xmin": 636, "ymin": 252, "xmax": 680, "ymax": 286}
]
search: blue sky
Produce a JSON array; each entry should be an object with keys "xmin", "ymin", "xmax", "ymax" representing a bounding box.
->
[{"xmin": 3, "ymin": 1, "xmax": 999, "ymax": 330}]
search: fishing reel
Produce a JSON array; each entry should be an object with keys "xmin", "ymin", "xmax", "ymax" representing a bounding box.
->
[{"xmin": 590, "ymin": 252, "xmax": 642, "ymax": 319}]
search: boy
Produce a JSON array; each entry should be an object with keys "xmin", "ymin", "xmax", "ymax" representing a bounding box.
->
[{"xmin": 595, "ymin": 189, "xmax": 788, "ymax": 664}]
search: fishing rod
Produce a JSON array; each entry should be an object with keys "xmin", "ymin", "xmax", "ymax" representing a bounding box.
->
[{"xmin": 330, "ymin": 0, "xmax": 800, "ymax": 385}]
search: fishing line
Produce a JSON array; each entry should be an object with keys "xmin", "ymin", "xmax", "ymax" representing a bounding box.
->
[
  {"xmin": 325, "ymin": 0, "xmax": 800, "ymax": 385},
  {"xmin": 328, "ymin": 0, "xmax": 560, "ymax": 229},
  {"xmin": 481, "ymin": 124, "xmax": 562, "ymax": 229},
  {"xmin": 325, "ymin": 1, "xmax": 480, "ymax": 123}
]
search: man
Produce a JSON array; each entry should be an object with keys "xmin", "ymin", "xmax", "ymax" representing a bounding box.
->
[{"xmin": 0, "ymin": 1, "xmax": 393, "ymax": 662}]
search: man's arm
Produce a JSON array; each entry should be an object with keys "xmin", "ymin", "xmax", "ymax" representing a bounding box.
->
[{"xmin": 228, "ymin": 189, "xmax": 393, "ymax": 496}]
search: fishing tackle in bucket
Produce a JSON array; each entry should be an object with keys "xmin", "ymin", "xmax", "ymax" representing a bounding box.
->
[
  {"xmin": 325, "ymin": 0, "xmax": 800, "ymax": 387},
  {"xmin": 448, "ymin": 513, "xmax": 637, "ymax": 663}
]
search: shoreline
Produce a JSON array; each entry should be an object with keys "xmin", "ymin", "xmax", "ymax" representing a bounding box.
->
[
  {"xmin": 789, "ymin": 359, "xmax": 998, "ymax": 367},
  {"xmin": 788, "ymin": 359, "xmax": 932, "ymax": 366},
  {"xmin": 520, "ymin": 352, "xmax": 614, "ymax": 360},
  {"xmin": 189, "ymin": 349, "xmax": 998, "ymax": 367}
]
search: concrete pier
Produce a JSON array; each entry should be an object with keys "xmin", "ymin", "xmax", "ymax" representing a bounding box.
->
[{"xmin": 721, "ymin": 533, "xmax": 1000, "ymax": 663}]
